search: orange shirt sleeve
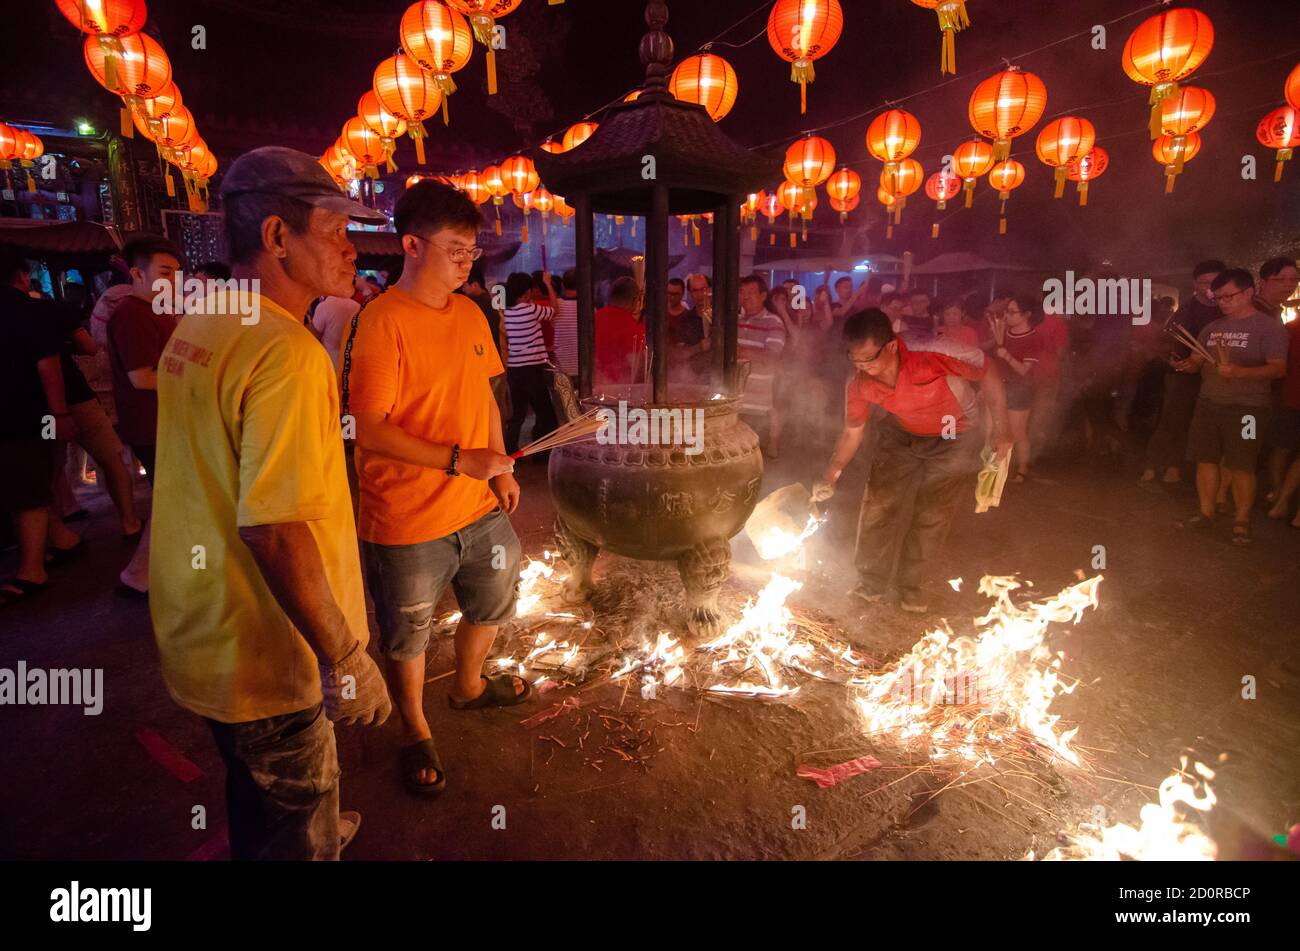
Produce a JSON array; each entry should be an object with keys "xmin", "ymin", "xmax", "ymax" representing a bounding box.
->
[
  {"xmin": 476, "ymin": 302, "xmax": 505, "ymax": 378},
  {"xmin": 346, "ymin": 307, "xmax": 400, "ymax": 417}
]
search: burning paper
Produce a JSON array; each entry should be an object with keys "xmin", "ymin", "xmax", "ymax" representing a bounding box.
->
[
  {"xmin": 702, "ymin": 573, "xmax": 813, "ymax": 697},
  {"xmin": 975, "ymin": 446, "xmax": 1012, "ymax": 514},
  {"xmin": 744, "ymin": 483, "xmax": 824, "ymax": 561}
]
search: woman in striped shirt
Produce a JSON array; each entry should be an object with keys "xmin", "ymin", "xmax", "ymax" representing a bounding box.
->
[{"xmin": 502, "ymin": 271, "xmax": 559, "ymax": 455}]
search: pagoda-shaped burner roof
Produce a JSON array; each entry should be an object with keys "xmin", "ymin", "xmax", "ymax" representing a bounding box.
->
[{"xmin": 534, "ymin": 90, "xmax": 778, "ymax": 216}]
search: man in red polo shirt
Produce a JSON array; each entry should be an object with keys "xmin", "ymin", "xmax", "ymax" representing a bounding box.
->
[
  {"xmin": 813, "ymin": 309, "xmax": 1012, "ymax": 613},
  {"xmin": 595, "ymin": 276, "xmax": 646, "ymax": 388}
]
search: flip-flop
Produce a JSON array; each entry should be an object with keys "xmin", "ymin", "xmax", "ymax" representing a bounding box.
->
[
  {"xmin": 0, "ymin": 578, "xmax": 50, "ymax": 605},
  {"xmin": 1230, "ymin": 522, "xmax": 1253, "ymax": 546},
  {"xmin": 398, "ymin": 739, "xmax": 447, "ymax": 798},
  {"xmin": 45, "ymin": 539, "xmax": 85, "ymax": 568},
  {"xmin": 448, "ymin": 674, "xmax": 532, "ymax": 711}
]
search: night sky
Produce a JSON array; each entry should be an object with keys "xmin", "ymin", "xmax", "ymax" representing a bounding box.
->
[{"xmin": 2, "ymin": 0, "xmax": 1298, "ymax": 267}]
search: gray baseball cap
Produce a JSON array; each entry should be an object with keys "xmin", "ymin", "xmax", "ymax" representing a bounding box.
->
[{"xmin": 219, "ymin": 145, "xmax": 388, "ymax": 223}]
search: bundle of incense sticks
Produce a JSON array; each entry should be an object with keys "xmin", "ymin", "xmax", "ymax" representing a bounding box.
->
[
  {"xmin": 1165, "ymin": 319, "xmax": 1215, "ymax": 363},
  {"xmin": 987, "ymin": 313, "xmax": 1007, "ymax": 347},
  {"xmin": 510, "ymin": 407, "xmax": 606, "ymax": 459}
]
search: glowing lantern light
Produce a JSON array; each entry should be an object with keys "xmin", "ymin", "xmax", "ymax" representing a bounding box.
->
[
  {"xmin": 877, "ymin": 185, "xmax": 897, "ymax": 235},
  {"xmin": 968, "ymin": 66, "xmax": 1047, "ymax": 161},
  {"xmin": 829, "ymin": 192, "xmax": 859, "ymax": 223},
  {"xmin": 1256, "ymin": 106, "xmax": 1300, "ymax": 182},
  {"xmin": 321, "ymin": 142, "xmax": 357, "ymax": 188},
  {"xmin": 879, "ymin": 157, "xmax": 922, "ymax": 236},
  {"xmin": 0, "ymin": 123, "xmax": 20, "ymax": 186},
  {"xmin": 952, "ymin": 138, "xmax": 994, "ymax": 208},
  {"xmin": 760, "ymin": 189, "xmax": 786, "ymax": 245},
  {"xmin": 373, "ymin": 53, "xmax": 443, "ymax": 165},
  {"xmin": 55, "ymin": 0, "xmax": 147, "ymax": 36},
  {"xmin": 1035, "ymin": 116, "xmax": 1096, "ymax": 198},
  {"xmin": 460, "ymin": 169, "xmax": 489, "ymax": 204},
  {"xmin": 82, "ymin": 30, "xmax": 172, "ymax": 137},
  {"xmin": 1152, "ymin": 132, "xmax": 1201, "ymax": 193},
  {"xmin": 342, "ymin": 115, "xmax": 391, "ymax": 180},
  {"xmin": 501, "ymin": 154, "xmax": 540, "ymax": 195},
  {"xmin": 130, "ymin": 80, "xmax": 182, "ymax": 137},
  {"xmin": 987, "ymin": 158, "xmax": 1025, "ymax": 234},
  {"xmin": 669, "ymin": 52, "xmax": 739, "ymax": 122},
  {"xmin": 783, "ymin": 135, "xmax": 836, "ymax": 187},
  {"xmin": 866, "ymin": 108, "xmax": 922, "ymax": 196},
  {"xmin": 561, "ymin": 121, "xmax": 598, "ymax": 152},
  {"xmin": 482, "ymin": 162, "xmax": 511, "ymax": 234},
  {"xmin": 553, "ymin": 195, "xmax": 575, "ymax": 223},
  {"xmin": 777, "ymin": 179, "xmax": 815, "ymax": 247},
  {"xmin": 924, "ymin": 170, "xmax": 961, "ymax": 237},
  {"xmin": 400, "ymin": 0, "xmax": 475, "ymax": 124},
  {"xmin": 172, "ymin": 138, "xmax": 212, "ymax": 211},
  {"xmin": 1066, "ymin": 146, "xmax": 1108, "ymax": 206},
  {"xmin": 1287, "ymin": 63, "xmax": 1300, "ymax": 111},
  {"xmin": 742, "ymin": 189, "xmax": 766, "ymax": 240},
  {"xmin": 1122, "ymin": 7, "xmax": 1214, "ymax": 139},
  {"xmin": 8, "ymin": 128, "xmax": 43, "ymax": 192},
  {"xmin": 1160, "ymin": 85, "xmax": 1216, "ymax": 136},
  {"xmin": 139, "ymin": 104, "xmax": 196, "ymax": 197},
  {"xmin": 539, "ymin": 138, "xmax": 563, "ymax": 153},
  {"xmin": 533, "ymin": 186, "xmax": 555, "ymax": 235},
  {"xmin": 358, "ymin": 91, "xmax": 408, "ymax": 174},
  {"xmin": 767, "ymin": 0, "xmax": 844, "ymax": 114},
  {"xmin": 910, "ymin": 1, "xmax": 970, "ymax": 76},
  {"xmin": 825, "ymin": 166, "xmax": 861, "ymax": 203},
  {"xmin": 446, "ymin": 0, "xmax": 521, "ymax": 95}
]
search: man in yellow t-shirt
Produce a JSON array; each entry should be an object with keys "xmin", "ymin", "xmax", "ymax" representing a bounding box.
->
[
  {"xmin": 347, "ymin": 180, "xmax": 521, "ymax": 798},
  {"xmin": 150, "ymin": 147, "xmax": 392, "ymax": 860}
]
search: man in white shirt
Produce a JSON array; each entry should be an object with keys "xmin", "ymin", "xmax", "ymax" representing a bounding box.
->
[{"xmin": 311, "ymin": 287, "xmax": 362, "ymax": 369}]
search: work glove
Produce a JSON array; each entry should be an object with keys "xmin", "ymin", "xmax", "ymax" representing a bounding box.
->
[
  {"xmin": 319, "ymin": 641, "xmax": 392, "ymax": 726},
  {"xmin": 811, "ymin": 480, "xmax": 836, "ymax": 503}
]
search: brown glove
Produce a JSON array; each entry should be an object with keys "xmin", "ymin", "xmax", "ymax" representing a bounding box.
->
[{"xmin": 319, "ymin": 641, "xmax": 392, "ymax": 727}]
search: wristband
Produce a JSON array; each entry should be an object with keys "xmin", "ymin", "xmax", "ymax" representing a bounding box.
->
[{"xmin": 446, "ymin": 443, "xmax": 461, "ymax": 477}]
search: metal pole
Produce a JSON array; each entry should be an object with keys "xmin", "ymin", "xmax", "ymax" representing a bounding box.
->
[
  {"xmin": 647, "ymin": 183, "xmax": 670, "ymax": 403},
  {"xmin": 575, "ymin": 193, "xmax": 595, "ymax": 398},
  {"xmin": 721, "ymin": 197, "xmax": 740, "ymax": 395},
  {"xmin": 710, "ymin": 199, "xmax": 728, "ymax": 389}
]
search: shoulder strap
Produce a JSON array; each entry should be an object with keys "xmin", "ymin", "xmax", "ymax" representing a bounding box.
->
[{"xmin": 339, "ymin": 293, "xmax": 380, "ymax": 420}]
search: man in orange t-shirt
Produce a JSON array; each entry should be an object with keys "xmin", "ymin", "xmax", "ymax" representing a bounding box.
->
[{"xmin": 347, "ymin": 181, "xmax": 523, "ymax": 797}]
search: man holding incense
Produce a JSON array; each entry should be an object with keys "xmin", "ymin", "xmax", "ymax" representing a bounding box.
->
[
  {"xmin": 812, "ymin": 310, "xmax": 1012, "ymax": 614},
  {"xmin": 348, "ymin": 180, "xmax": 526, "ymax": 798}
]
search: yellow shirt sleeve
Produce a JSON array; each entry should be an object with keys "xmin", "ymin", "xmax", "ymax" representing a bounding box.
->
[{"xmin": 237, "ymin": 337, "xmax": 337, "ymax": 527}]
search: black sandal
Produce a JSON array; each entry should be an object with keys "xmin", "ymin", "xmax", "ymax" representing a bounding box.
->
[
  {"xmin": 45, "ymin": 539, "xmax": 85, "ymax": 568},
  {"xmin": 399, "ymin": 739, "xmax": 447, "ymax": 798},
  {"xmin": 0, "ymin": 578, "xmax": 50, "ymax": 605},
  {"xmin": 448, "ymin": 674, "xmax": 532, "ymax": 711}
]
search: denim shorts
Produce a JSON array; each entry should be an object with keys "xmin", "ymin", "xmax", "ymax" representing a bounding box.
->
[{"xmin": 362, "ymin": 507, "xmax": 522, "ymax": 661}]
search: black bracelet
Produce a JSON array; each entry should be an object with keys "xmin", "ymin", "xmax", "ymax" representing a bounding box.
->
[{"xmin": 446, "ymin": 443, "xmax": 461, "ymax": 477}]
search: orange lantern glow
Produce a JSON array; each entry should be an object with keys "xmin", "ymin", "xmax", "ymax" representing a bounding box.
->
[
  {"xmin": 446, "ymin": 1, "xmax": 521, "ymax": 95},
  {"xmin": 1035, "ymin": 116, "xmax": 1096, "ymax": 198},
  {"xmin": 482, "ymin": 162, "xmax": 510, "ymax": 234},
  {"xmin": 131, "ymin": 80, "xmax": 182, "ymax": 134},
  {"xmin": 533, "ymin": 185, "xmax": 555, "ymax": 237},
  {"xmin": 951, "ymin": 139, "xmax": 994, "ymax": 208},
  {"xmin": 876, "ymin": 185, "xmax": 897, "ymax": 236},
  {"xmin": 910, "ymin": 1, "xmax": 970, "ymax": 76},
  {"xmin": 9, "ymin": 129, "xmax": 41, "ymax": 192},
  {"xmin": 1256, "ymin": 105, "xmax": 1300, "ymax": 182},
  {"xmin": 968, "ymin": 66, "xmax": 1047, "ymax": 161},
  {"xmin": 1152, "ymin": 132, "xmax": 1201, "ymax": 192},
  {"xmin": 825, "ymin": 166, "xmax": 861, "ymax": 203},
  {"xmin": 0, "ymin": 123, "xmax": 20, "ymax": 178},
  {"xmin": 623, "ymin": 90, "xmax": 642, "ymax": 103},
  {"xmin": 1123, "ymin": 8, "xmax": 1214, "ymax": 139},
  {"xmin": 460, "ymin": 169, "xmax": 489, "ymax": 204},
  {"xmin": 358, "ymin": 91, "xmax": 408, "ymax": 173},
  {"xmin": 1160, "ymin": 85, "xmax": 1216, "ymax": 136},
  {"xmin": 924, "ymin": 170, "xmax": 961, "ymax": 237},
  {"xmin": 1066, "ymin": 147, "xmax": 1108, "ymax": 206},
  {"xmin": 783, "ymin": 135, "xmax": 836, "ymax": 187},
  {"xmin": 829, "ymin": 193, "xmax": 859, "ymax": 223},
  {"xmin": 553, "ymin": 195, "xmax": 575, "ymax": 221},
  {"xmin": 987, "ymin": 158, "xmax": 1025, "ymax": 234},
  {"xmin": 741, "ymin": 189, "xmax": 765, "ymax": 239},
  {"xmin": 539, "ymin": 138, "xmax": 564, "ymax": 153},
  {"xmin": 512, "ymin": 189, "xmax": 537, "ymax": 242},
  {"xmin": 56, "ymin": 0, "xmax": 147, "ymax": 36},
  {"xmin": 342, "ymin": 115, "xmax": 390, "ymax": 179},
  {"xmin": 374, "ymin": 53, "xmax": 443, "ymax": 165},
  {"xmin": 767, "ymin": 0, "xmax": 844, "ymax": 114},
  {"xmin": 866, "ymin": 108, "xmax": 922, "ymax": 196},
  {"xmin": 83, "ymin": 30, "xmax": 172, "ymax": 137},
  {"xmin": 669, "ymin": 52, "xmax": 739, "ymax": 122},
  {"xmin": 400, "ymin": 0, "xmax": 474, "ymax": 124},
  {"xmin": 132, "ymin": 99, "xmax": 194, "ymax": 146},
  {"xmin": 879, "ymin": 157, "xmax": 922, "ymax": 231},
  {"xmin": 1287, "ymin": 63, "xmax": 1300, "ymax": 111},
  {"xmin": 561, "ymin": 121, "xmax": 598, "ymax": 152},
  {"xmin": 500, "ymin": 154, "xmax": 540, "ymax": 195},
  {"xmin": 759, "ymin": 189, "xmax": 785, "ymax": 245},
  {"xmin": 322, "ymin": 142, "xmax": 358, "ymax": 187}
]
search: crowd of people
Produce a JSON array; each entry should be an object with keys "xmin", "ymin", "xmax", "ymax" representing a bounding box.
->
[{"xmin": 1, "ymin": 141, "xmax": 1296, "ymax": 861}]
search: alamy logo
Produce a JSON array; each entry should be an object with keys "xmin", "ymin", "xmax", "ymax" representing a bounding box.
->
[
  {"xmin": 50, "ymin": 881, "xmax": 151, "ymax": 931},
  {"xmin": 0, "ymin": 662, "xmax": 102, "ymax": 715},
  {"xmin": 152, "ymin": 271, "xmax": 261, "ymax": 325},
  {"xmin": 595, "ymin": 400, "xmax": 705, "ymax": 456},
  {"xmin": 1042, "ymin": 271, "xmax": 1151, "ymax": 325}
]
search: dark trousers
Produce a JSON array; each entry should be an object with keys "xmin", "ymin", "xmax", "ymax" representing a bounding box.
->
[
  {"xmin": 855, "ymin": 423, "xmax": 979, "ymax": 598},
  {"xmin": 1144, "ymin": 372, "xmax": 1201, "ymax": 470},
  {"xmin": 505, "ymin": 365, "xmax": 558, "ymax": 455},
  {"xmin": 205, "ymin": 703, "xmax": 340, "ymax": 861}
]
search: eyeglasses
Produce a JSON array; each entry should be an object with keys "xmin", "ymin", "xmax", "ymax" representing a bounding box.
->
[
  {"xmin": 1214, "ymin": 288, "xmax": 1249, "ymax": 304},
  {"xmin": 847, "ymin": 343, "xmax": 886, "ymax": 366},
  {"xmin": 411, "ymin": 234, "xmax": 483, "ymax": 263}
]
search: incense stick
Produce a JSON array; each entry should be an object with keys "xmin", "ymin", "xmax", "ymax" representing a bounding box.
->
[{"xmin": 510, "ymin": 408, "xmax": 606, "ymax": 459}]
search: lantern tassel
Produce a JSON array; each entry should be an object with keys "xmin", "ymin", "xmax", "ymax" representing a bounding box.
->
[
  {"xmin": 694, "ymin": 222, "xmax": 702, "ymax": 246},
  {"xmin": 1078, "ymin": 181, "xmax": 1089, "ymax": 207},
  {"xmin": 940, "ymin": 29, "xmax": 956, "ymax": 76},
  {"xmin": 770, "ymin": 233, "xmax": 775, "ymax": 246},
  {"xmin": 789, "ymin": 231, "xmax": 796, "ymax": 249},
  {"xmin": 1165, "ymin": 173, "xmax": 1176, "ymax": 194},
  {"xmin": 100, "ymin": 37, "xmax": 120, "ymax": 96},
  {"xmin": 999, "ymin": 217, "xmax": 1007, "ymax": 235},
  {"xmin": 791, "ymin": 59, "xmax": 814, "ymax": 115},
  {"xmin": 993, "ymin": 139, "xmax": 1009, "ymax": 162},
  {"xmin": 26, "ymin": 169, "xmax": 36, "ymax": 193},
  {"xmin": 932, "ymin": 223, "xmax": 940, "ymax": 239},
  {"xmin": 1275, "ymin": 149, "xmax": 1291, "ymax": 182},
  {"xmin": 1149, "ymin": 82, "xmax": 1177, "ymax": 140},
  {"xmin": 1054, "ymin": 166, "xmax": 1067, "ymax": 199},
  {"xmin": 886, "ymin": 222, "xmax": 893, "ymax": 240},
  {"xmin": 521, "ymin": 221, "xmax": 528, "ymax": 243},
  {"xmin": 120, "ymin": 107, "xmax": 133, "ymax": 138},
  {"xmin": 751, "ymin": 224, "xmax": 757, "ymax": 241},
  {"xmin": 165, "ymin": 168, "xmax": 175, "ymax": 198},
  {"xmin": 486, "ymin": 49, "xmax": 498, "ymax": 96},
  {"xmin": 386, "ymin": 149, "xmax": 397, "ymax": 174},
  {"xmin": 964, "ymin": 180, "xmax": 974, "ymax": 208},
  {"xmin": 410, "ymin": 123, "xmax": 427, "ymax": 165}
]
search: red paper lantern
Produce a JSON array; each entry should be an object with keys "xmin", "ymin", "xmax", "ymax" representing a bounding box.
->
[
  {"xmin": 1287, "ymin": 63, "xmax": 1300, "ymax": 111},
  {"xmin": 500, "ymin": 154, "xmax": 540, "ymax": 195},
  {"xmin": 767, "ymin": 0, "xmax": 843, "ymax": 114},
  {"xmin": 969, "ymin": 67, "xmax": 1047, "ymax": 161},
  {"xmin": 1066, "ymin": 147, "xmax": 1108, "ymax": 206},
  {"xmin": 342, "ymin": 115, "xmax": 391, "ymax": 179},
  {"xmin": 910, "ymin": 1, "xmax": 970, "ymax": 76},
  {"xmin": 783, "ymin": 135, "xmax": 836, "ymax": 187},
  {"xmin": 400, "ymin": 1, "xmax": 474, "ymax": 122},
  {"xmin": 321, "ymin": 141, "xmax": 358, "ymax": 186},
  {"xmin": 829, "ymin": 193, "xmax": 859, "ymax": 223},
  {"xmin": 1152, "ymin": 132, "xmax": 1201, "ymax": 192},
  {"xmin": 825, "ymin": 167, "xmax": 861, "ymax": 203},
  {"xmin": 1035, "ymin": 116, "xmax": 1096, "ymax": 198},
  {"xmin": 669, "ymin": 53, "xmax": 739, "ymax": 122},
  {"xmin": 83, "ymin": 31, "xmax": 171, "ymax": 98},
  {"xmin": 924, "ymin": 170, "xmax": 961, "ymax": 237},
  {"xmin": 553, "ymin": 195, "xmax": 575, "ymax": 220},
  {"xmin": 539, "ymin": 138, "xmax": 564, "ymax": 153},
  {"xmin": 1160, "ymin": 85, "xmax": 1216, "ymax": 135},
  {"xmin": 880, "ymin": 158, "xmax": 923, "ymax": 198},
  {"xmin": 358, "ymin": 91, "xmax": 408, "ymax": 174},
  {"xmin": 131, "ymin": 80, "xmax": 182, "ymax": 129},
  {"xmin": 446, "ymin": 1, "xmax": 521, "ymax": 95},
  {"xmin": 561, "ymin": 121, "xmax": 598, "ymax": 152},
  {"xmin": 0, "ymin": 123, "xmax": 20, "ymax": 166},
  {"xmin": 866, "ymin": 108, "xmax": 922, "ymax": 197},
  {"xmin": 1256, "ymin": 105, "xmax": 1300, "ymax": 182},
  {"xmin": 55, "ymin": 0, "xmax": 147, "ymax": 37},
  {"xmin": 374, "ymin": 53, "xmax": 443, "ymax": 164},
  {"xmin": 952, "ymin": 139, "xmax": 994, "ymax": 207},
  {"xmin": 1123, "ymin": 8, "xmax": 1214, "ymax": 139},
  {"xmin": 987, "ymin": 158, "xmax": 1025, "ymax": 234},
  {"xmin": 482, "ymin": 162, "xmax": 510, "ymax": 234},
  {"xmin": 460, "ymin": 169, "xmax": 489, "ymax": 204}
]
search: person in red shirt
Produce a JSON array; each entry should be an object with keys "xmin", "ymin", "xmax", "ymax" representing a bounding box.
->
[
  {"xmin": 812, "ymin": 309, "xmax": 1012, "ymax": 613},
  {"xmin": 595, "ymin": 276, "xmax": 646, "ymax": 388},
  {"xmin": 992, "ymin": 295, "xmax": 1050, "ymax": 482}
]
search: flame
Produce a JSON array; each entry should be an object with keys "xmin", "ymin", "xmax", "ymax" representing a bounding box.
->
[
  {"xmin": 752, "ymin": 514, "xmax": 823, "ymax": 561},
  {"xmin": 1036, "ymin": 758, "xmax": 1217, "ymax": 861},
  {"xmin": 853, "ymin": 574, "xmax": 1101, "ymax": 764},
  {"xmin": 703, "ymin": 574, "xmax": 813, "ymax": 696},
  {"xmin": 516, "ymin": 552, "xmax": 567, "ymax": 617}
]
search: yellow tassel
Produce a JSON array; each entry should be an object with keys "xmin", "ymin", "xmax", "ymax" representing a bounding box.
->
[
  {"xmin": 886, "ymin": 223, "xmax": 893, "ymax": 240},
  {"xmin": 1078, "ymin": 182, "xmax": 1089, "ymax": 207},
  {"xmin": 750, "ymin": 224, "xmax": 757, "ymax": 241},
  {"xmin": 486, "ymin": 49, "xmax": 498, "ymax": 96},
  {"xmin": 941, "ymin": 29, "xmax": 955, "ymax": 76},
  {"xmin": 1165, "ymin": 173, "xmax": 1175, "ymax": 194},
  {"xmin": 769, "ymin": 233, "xmax": 775, "ymax": 246},
  {"xmin": 932, "ymin": 223, "xmax": 939, "ymax": 238},
  {"xmin": 789, "ymin": 231, "xmax": 796, "ymax": 248},
  {"xmin": 964, "ymin": 181, "xmax": 974, "ymax": 208},
  {"xmin": 1054, "ymin": 166, "xmax": 1066, "ymax": 199},
  {"xmin": 441, "ymin": 94, "xmax": 451, "ymax": 126},
  {"xmin": 993, "ymin": 139, "xmax": 1009, "ymax": 162},
  {"xmin": 800, "ymin": 77, "xmax": 806, "ymax": 115},
  {"xmin": 522, "ymin": 221, "xmax": 528, "ymax": 243},
  {"xmin": 411, "ymin": 123, "xmax": 426, "ymax": 165},
  {"xmin": 386, "ymin": 151, "xmax": 397, "ymax": 174},
  {"xmin": 495, "ymin": 218, "xmax": 502, "ymax": 235},
  {"xmin": 1173, "ymin": 136, "xmax": 1187, "ymax": 175},
  {"xmin": 27, "ymin": 170, "xmax": 36, "ymax": 193},
  {"xmin": 165, "ymin": 169, "xmax": 175, "ymax": 197},
  {"xmin": 1149, "ymin": 82, "xmax": 1177, "ymax": 140},
  {"xmin": 998, "ymin": 217, "xmax": 1007, "ymax": 235},
  {"xmin": 1275, "ymin": 149, "xmax": 1290, "ymax": 182},
  {"xmin": 120, "ymin": 106, "xmax": 133, "ymax": 138},
  {"xmin": 693, "ymin": 223, "xmax": 701, "ymax": 245},
  {"xmin": 100, "ymin": 36, "xmax": 120, "ymax": 93}
]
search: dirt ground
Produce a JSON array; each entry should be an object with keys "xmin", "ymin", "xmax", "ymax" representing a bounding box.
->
[{"xmin": 2, "ymin": 425, "xmax": 1298, "ymax": 861}]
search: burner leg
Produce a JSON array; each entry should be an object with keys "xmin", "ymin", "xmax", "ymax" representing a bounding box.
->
[
  {"xmin": 677, "ymin": 535, "xmax": 731, "ymax": 638},
  {"xmin": 553, "ymin": 516, "xmax": 597, "ymax": 604}
]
